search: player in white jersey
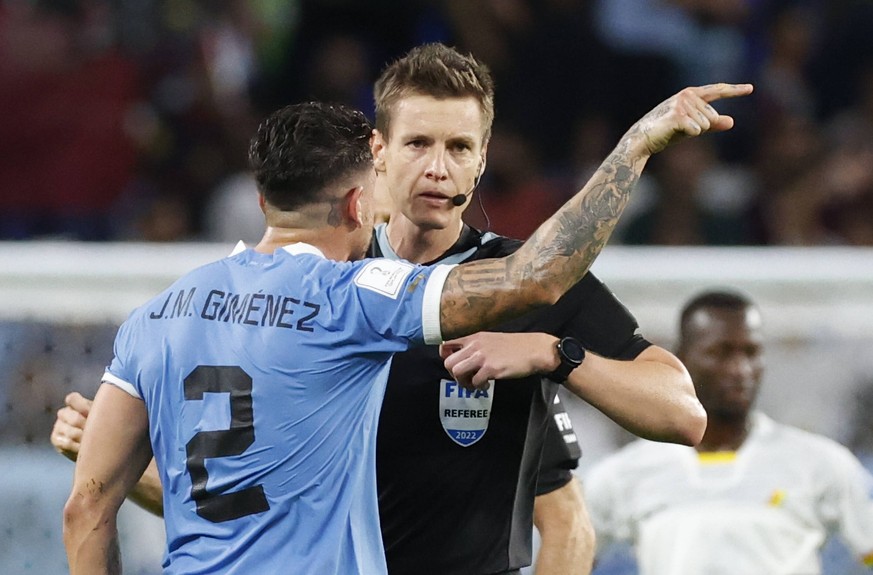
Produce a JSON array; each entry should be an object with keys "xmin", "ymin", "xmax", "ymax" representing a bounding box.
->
[
  {"xmin": 63, "ymin": 85, "xmax": 753, "ymax": 574},
  {"xmin": 584, "ymin": 289, "xmax": 873, "ymax": 575}
]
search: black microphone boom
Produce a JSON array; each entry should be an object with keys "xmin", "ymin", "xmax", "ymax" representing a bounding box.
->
[{"xmin": 452, "ymin": 168, "xmax": 483, "ymax": 207}]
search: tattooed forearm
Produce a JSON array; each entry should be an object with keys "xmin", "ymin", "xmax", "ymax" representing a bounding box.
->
[
  {"xmin": 525, "ymin": 143, "xmax": 643, "ymax": 278},
  {"xmin": 553, "ymin": 162, "xmax": 634, "ymax": 257}
]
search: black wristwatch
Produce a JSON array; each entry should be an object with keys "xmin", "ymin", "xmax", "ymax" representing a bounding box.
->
[{"xmin": 545, "ymin": 337, "xmax": 586, "ymax": 383}]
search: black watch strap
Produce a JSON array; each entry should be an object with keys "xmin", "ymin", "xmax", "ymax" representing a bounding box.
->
[{"xmin": 546, "ymin": 337, "xmax": 586, "ymax": 383}]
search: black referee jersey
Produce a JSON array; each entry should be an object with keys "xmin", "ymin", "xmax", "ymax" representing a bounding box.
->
[{"xmin": 370, "ymin": 224, "xmax": 651, "ymax": 575}]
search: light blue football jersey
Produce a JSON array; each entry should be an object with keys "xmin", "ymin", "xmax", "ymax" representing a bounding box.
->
[{"xmin": 102, "ymin": 243, "xmax": 452, "ymax": 574}]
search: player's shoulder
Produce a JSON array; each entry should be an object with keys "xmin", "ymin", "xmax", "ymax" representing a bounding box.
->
[
  {"xmin": 757, "ymin": 412, "xmax": 824, "ymax": 446},
  {"xmin": 767, "ymin": 416, "xmax": 851, "ymax": 453},
  {"xmin": 118, "ymin": 257, "xmax": 222, "ymax": 321},
  {"xmin": 756, "ymin": 412, "xmax": 862, "ymax": 468}
]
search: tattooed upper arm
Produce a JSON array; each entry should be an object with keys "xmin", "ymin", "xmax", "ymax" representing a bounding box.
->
[{"xmin": 438, "ymin": 257, "xmax": 546, "ymax": 340}]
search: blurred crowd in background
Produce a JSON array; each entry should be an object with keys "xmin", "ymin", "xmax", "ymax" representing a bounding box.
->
[{"xmin": 3, "ymin": 0, "xmax": 873, "ymax": 246}]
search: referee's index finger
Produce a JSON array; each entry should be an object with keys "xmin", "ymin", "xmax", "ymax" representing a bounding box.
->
[{"xmin": 696, "ymin": 83, "xmax": 754, "ymax": 102}]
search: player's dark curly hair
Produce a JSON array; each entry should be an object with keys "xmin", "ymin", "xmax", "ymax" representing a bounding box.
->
[{"xmin": 248, "ymin": 101, "xmax": 373, "ymax": 211}]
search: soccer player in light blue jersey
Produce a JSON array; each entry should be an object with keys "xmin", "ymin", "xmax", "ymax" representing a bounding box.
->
[{"xmin": 63, "ymin": 82, "xmax": 752, "ymax": 575}]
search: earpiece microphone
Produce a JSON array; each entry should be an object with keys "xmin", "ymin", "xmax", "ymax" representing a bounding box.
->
[{"xmin": 451, "ymin": 193, "xmax": 469, "ymax": 207}]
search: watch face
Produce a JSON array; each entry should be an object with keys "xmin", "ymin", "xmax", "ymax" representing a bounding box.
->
[{"xmin": 561, "ymin": 338, "xmax": 586, "ymax": 363}]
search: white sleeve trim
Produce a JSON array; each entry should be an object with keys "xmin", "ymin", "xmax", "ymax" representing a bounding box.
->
[
  {"xmin": 102, "ymin": 371, "xmax": 141, "ymax": 399},
  {"xmin": 422, "ymin": 264, "xmax": 456, "ymax": 345}
]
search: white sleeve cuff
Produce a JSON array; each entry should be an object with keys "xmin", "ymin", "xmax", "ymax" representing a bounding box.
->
[
  {"xmin": 422, "ymin": 264, "xmax": 456, "ymax": 345},
  {"xmin": 102, "ymin": 371, "xmax": 141, "ymax": 399}
]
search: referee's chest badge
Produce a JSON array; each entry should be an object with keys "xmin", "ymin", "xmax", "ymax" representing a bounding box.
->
[{"xmin": 439, "ymin": 379, "xmax": 494, "ymax": 446}]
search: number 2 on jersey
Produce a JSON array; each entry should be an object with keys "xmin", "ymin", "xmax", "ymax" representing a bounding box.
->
[{"xmin": 184, "ymin": 365, "xmax": 270, "ymax": 522}]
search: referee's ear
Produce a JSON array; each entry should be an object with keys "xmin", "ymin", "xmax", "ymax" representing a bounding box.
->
[{"xmin": 371, "ymin": 129, "xmax": 387, "ymax": 173}]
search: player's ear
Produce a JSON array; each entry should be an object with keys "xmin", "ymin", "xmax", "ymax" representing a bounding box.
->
[
  {"xmin": 371, "ymin": 129, "xmax": 387, "ymax": 173},
  {"xmin": 346, "ymin": 185, "xmax": 365, "ymax": 226}
]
